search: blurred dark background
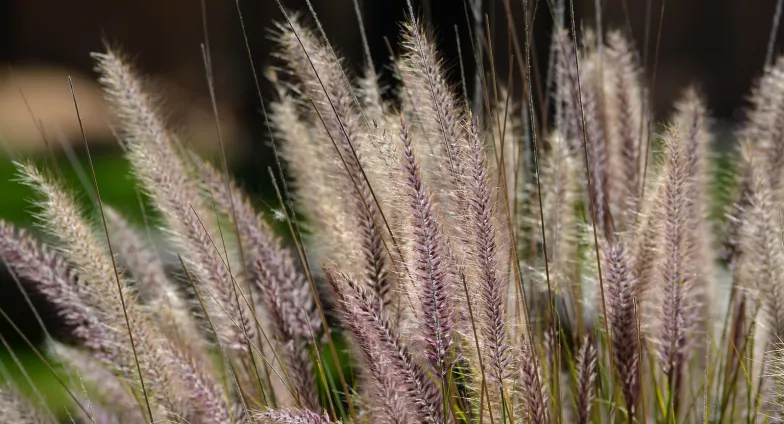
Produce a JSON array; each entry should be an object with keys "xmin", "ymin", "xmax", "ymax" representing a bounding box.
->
[
  {"xmin": 2, "ymin": 0, "xmax": 781, "ymax": 157},
  {"xmin": 0, "ymin": 0, "xmax": 780, "ymax": 409}
]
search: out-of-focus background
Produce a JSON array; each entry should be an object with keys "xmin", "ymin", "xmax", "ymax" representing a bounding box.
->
[{"xmin": 0, "ymin": 0, "xmax": 780, "ymax": 411}]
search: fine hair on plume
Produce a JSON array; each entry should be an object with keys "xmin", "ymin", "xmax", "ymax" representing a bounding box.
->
[{"xmin": 2, "ymin": 2, "xmax": 784, "ymax": 423}]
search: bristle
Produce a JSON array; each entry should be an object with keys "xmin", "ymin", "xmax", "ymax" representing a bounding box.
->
[
  {"xmin": 358, "ymin": 68, "xmax": 386, "ymax": 125},
  {"xmin": 768, "ymin": 344, "xmax": 784, "ymax": 420},
  {"xmin": 736, "ymin": 141, "xmax": 784, "ymax": 419}
]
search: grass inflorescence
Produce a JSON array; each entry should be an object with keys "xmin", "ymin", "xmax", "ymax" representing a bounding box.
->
[{"xmin": 2, "ymin": 2, "xmax": 784, "ymax": 423}]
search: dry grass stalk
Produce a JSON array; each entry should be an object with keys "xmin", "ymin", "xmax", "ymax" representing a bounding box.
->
[{"xmin": 2, "ymin": 6, "xmax": 784, "ymax": 424}]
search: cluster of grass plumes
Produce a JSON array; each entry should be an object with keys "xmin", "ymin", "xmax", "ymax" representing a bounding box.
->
[{"xmin": 5, "ymin": 5, "xmax": 784, "ymax": 424}]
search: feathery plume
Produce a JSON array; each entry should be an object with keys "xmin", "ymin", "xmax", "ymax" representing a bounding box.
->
[
  {"xmin": 256, "ymin": 408, "xmax": 336, "ymax": 424},
  {"xmin": 742, "ymin": 54, "xmax": 784, "ymax": 188},
  {"xmin": 575, "ymin": 335, "xmax": 597, "ymax": 424},
  {"xmin": 325, "ymin": 268, "xmax": 444, "ymax": 424},
  {"xmin": 518, "ymin": 339, "xmax": 550, "ymax": 424},
  {"xmin": 19, "ymin": 163, "xmax": 175, "ymax": 416},
  {"xmin": 553, "ymin": 29, "xmax": 609, "ymax": 235},
  {"xmin": 398, "ymin": 16, "xmax": 469, "ymax": 191},
  {"xmin": 104, "ymin": 207, "xmax": 206, "ymax": 360},
  {"xmin": 578, "ymin": 45, "xmax": 610, "ymax": 235},
  {"xmin": 536, "ymin": 131, "xmax": 580, "ymax": 298},
  {"xmin": 465, "ymin": 116, "xmax": 511, "ymax": 382},
  {"xmin": 19, "ymin": 165, "xmax": 142, "ymax": 364},
  {"xmin": 399, "ymin": 119, "xmax": 457, "ymax": 378},
  {"xmin": 737, "ymin": 141, "xmax": 784, "ymax": 339},
  {"xmin": 736, "ymin": 141, "xmax": 784, "ymax": 419},
  {"xmin": 654, "ymin": 127, "xmax": 701, "ymax": 405},
  {"xmin": 276, "ymin": 16, "xmax": 391, "ymax": 307},
  {"xmin": 196, "ymin": 159, "xmax": 317, "ymax": 338},
  {"xmin": 195, "ymin": 159, "xmax": 319, "ymax": 409},
  {"xmin": 631, "ymin": 177, "xmax": 661, "ymax": 297},
  {"xmin": 0, "ymin": 221, "xmax": 105, "ymax": 349},
  {"xmin": 601, "ymin": 241, "xmax": 640, "ymax": 416},
  {"xmin": 673, "ymin": 89, "xmax": 714, "ymax": 313},
  {"xmin": 0, "ymin": 385, "xmax": 54, "ymax": 424},
  {"xmin": 53, "ymin": 342, "xmax": 145, "ymax": 423},
  {"xmin": 605, "ymin": 31, "xmax": 645, "ymax": 229},
  {"xmin": 94, "ymin": 49, "xmax": 255, "ymax": 354},
  {"xmin": 20, "ymin": 162, "xmax": 231, "ymax": 423},
  {"xmin": 162, "ymin": 336, "xmax": 234, "ymax": 422},
  {"xmin": 270, "ymin": 87, "xmax": 358, "ymax": 269}
]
